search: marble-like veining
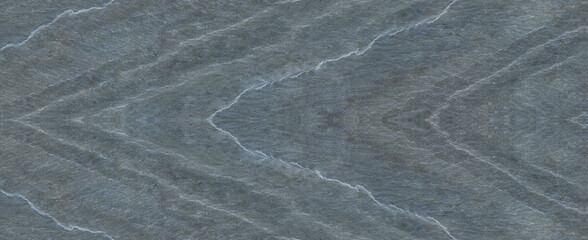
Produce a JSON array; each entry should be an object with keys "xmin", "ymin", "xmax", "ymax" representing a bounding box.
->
[{"xmin": 1, "ymin": 0, "xmax": 586, "ymax": 239}]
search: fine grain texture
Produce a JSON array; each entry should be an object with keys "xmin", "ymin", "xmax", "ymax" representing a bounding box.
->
[{"xmin": 0, "ymin": 0, "xmax": 586, "ymax": 239}]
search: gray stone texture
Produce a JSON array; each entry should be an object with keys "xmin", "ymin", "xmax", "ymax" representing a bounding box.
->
[{"xmin": 0, "ymin": 0, "xmax": 586, "ymax": 239}]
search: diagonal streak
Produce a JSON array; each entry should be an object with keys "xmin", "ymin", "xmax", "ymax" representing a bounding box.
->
[
  {"xmin": 447, "ymin": 26, "xmax": 586, "ymax": 100},
  {"xmin": 448, "ymin": 141, "xmax": 587, "ymax": 215},
  {"xmin": 207, "ymin": 1, "xmax": 460, "ymax": 239},
  {"xmin": 0, "ymin": 0, "xmax": 115, "ymax": 52},
  {"xmin": 0, "ymin": 189, "xmax": 114, "ymax": 240}
]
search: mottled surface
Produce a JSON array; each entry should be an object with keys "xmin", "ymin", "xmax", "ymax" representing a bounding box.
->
[{"xmin": 0, "ymin": 0, "xmax": 586, "ymax": 239}]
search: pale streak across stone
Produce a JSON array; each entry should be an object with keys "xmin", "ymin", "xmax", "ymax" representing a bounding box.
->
[
  {"xmin": 569, "ymin": 111, "xmax": 588, "ymax": 128},
  {"xmin": 120, "ymin": 162, "xmax": 351, "ymax": 240},
  {"xmin": 5, "ymin": 0, "xmax": 462, "ymax": 237},
  {"xmin": 18, "ymin": 0, "xmax": 462, "ymax": 237},
  {"xmin": 274, "ymin": 237, "xmax": 303, "ymax": 240},
  {"xmin": 2, "ymin": 122, "xmax": 125, "ymax": 188},
  {"xmin": 208, "ymin": 79, "xmax": 457, "ymax": 238},
  {"xmin": 426, "ymin": 103, "xmax": 450, "ymax": 137},
  {"xmin": 448, "ymin": 141, "xmax": 587, "ymax": 215},
  {"xmin": 425, "ymin": 216, "xmax": 460, "ymax": 240},
  {"xmin": 13, "ymin": 115, "xmax": 296, "ymax": 237},
  {"xmin": 494, "ymin": 187, "xmax": 546, "ymax": 215},
  {"xmin": 491, "ymin": 26, "xmax": 546, "ymax": 54},
  {"xmin": 18, "ymin": 54, "xmax": 247, "ymax": 122},
  {"xmin": 207, "ymin": 80, "xmax": 270, "ymax": 158},
  {"xmin": 425, "ymin": 0, "xmax": 459, "ymax": 24},
  {"xmin": 116, "ymin": 163, "xmax": 275, "ymax": 235},
  {"xmin": 0, "ymin": 0, "xmax": 115, "ymax": 52},
  {"xmin": 15, "ymin": 78, "xmax": 112, "ymax": 121},
  {"xmin": 314, "ymin": 0, "xmax": 459, "ymax": 71},
  {"xmin": 207, "ymin": 1, "xmax": 461, "ymax": 239},
  {"xmin": 21, "ymin": 0, "xmax": 455, "ymax": 120},
  {"xmin": 448, "ymin": 26, "xmax": 586, "ymax": 100},
  {"xmin": 1, "ymin": 7, "xmax": 256, "ymax": 119},
  {"xmin": 120, "ymin": 5, "xmax": 278, "ymax": 78},
  {"xmin": 211, "ymin": 0, "xmax": 462, "ymax": 127},
  {"xmin": 274, "ymin": 0, "xmax": 301, "ymax": 4},
  {"xmin": 531, "ymin": 164, "xmax": 585, "ymax": 190},
  {"xmin": 36, "ymin": 119, "xmax": 349, "ymax": 239},
  {"xmin": 15, "ymin": 105, "xmax": 252, "ymax": 193},
  {"xmin": 530, "ymin": 54, "xmax": 578, "ymax": 77},
  {"xmin": 0, "ymin": 54, "xmax": 123, "ymax": 119},
  {"xmin": 0, "ymin": 189, "xmax": 114, "ymax": 240},
  {"xmin": 13, "ymin": 116, "xmax": 248, "ymax": 198},
  {"xmin": 314, "ymin": 170, "xmax": 458, "ymax": 240},
  {"xmin": 427, "ymin": 26, "xmax": 588, "ymax": 215},
  {"xmin": 112, "ymin": 133, "xmax": 254, "ymax": 187},
  {"xmin": 178, "ymin": 195, "xmax": 273, "ymax": 233},
  {"xmin": 177, "ymin": 10, "xmax": 268, "ymax": 48},
  {"xmin": 9, "ymin": 119, "xmax": 79, "ymax": 149}
]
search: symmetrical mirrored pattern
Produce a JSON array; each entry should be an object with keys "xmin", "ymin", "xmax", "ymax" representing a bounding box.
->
[{"xmin": 1, "ymin": 0, "xmax": 586, "ymax": 239}]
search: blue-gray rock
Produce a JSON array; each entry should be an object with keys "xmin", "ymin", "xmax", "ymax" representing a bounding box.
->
[{"xmin": 0, "ymin": 0, "xmax": 586, "ymax": 239}]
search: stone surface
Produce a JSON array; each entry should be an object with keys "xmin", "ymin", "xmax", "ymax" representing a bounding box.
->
[{"xmin": 0, "ymin": 0, "xmax": 586, "ymax": 239}]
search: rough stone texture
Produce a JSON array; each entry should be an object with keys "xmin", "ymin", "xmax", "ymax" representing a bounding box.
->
[{"xmin": 0, "ymin": 0, "xmax": 586, "ymax": 239}]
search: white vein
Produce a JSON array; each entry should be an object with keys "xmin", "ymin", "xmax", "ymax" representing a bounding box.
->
[
  {"xmin": 448, "ymin": 141, "xmax": 587, "ymax": 215},
  {"xmin": 207, "ymin": 89, "xmax": 462, "ymax": 238},
  {"xmin": 179, "ymin": 195, "xmax": 273, "ymax": 233},
  {"xmin": 119, "ymin": 5, "xmax": 272, "ymax": 78},
  {"xmin": 274, "ymin": 237, "xmax": 302, "ymax": 240},
  {"xmin": 448, "ymin": 26, "xmax": 586, "ymax": 100},
  {"xmin": 7, "ymin": 1, "xmax": 460, "ymax": 238},
  {"xmin": 531, "ymin": 164, "xmax": 585, "ymax": 189},
  {"xmin": 207, "ymin": 80, "xmax": 270, "ymax": 158},
  {"xmin": 12, "ymin": 119, "xmax": 278, "ymax": 235},
  {"xmin": 0, "ymin": 189, "xmax": 114, "ymax": 239},
  {"xmin": 425, "ymin": 0, "xmax": 459, "ymax": 24},
  {"xmin": 16, "ymin": 0, "xmax": 455, "ymax": 122},
  {"xmin": 6, "ymin": 121, "xmax": 88, "ymax": 171},
  {"xmin": 176, "ymin": 9, "xmax": 271, "ymax": 50},
  {"xmin": 9, "ymin": 123, "xmax": 274, "ymax": 236},
  {"xmin": 274, "ymin": 0, "xmax": 301, "ymax": 4},
  {"xmin": 206, "ymin": 1, "xmax": 461, "ymax": 239},
  {"xmin": 531, "ymin": 53, "xmax": 579, "ymax": 77},
  {"xmin": 124, "ymin": 167, "xmax": 274, "ymax": 234},
  {"xmin": 127, "ymin": 159, "xmax": 353, "ymax": 240},
  {"xmin": 0, "ymin": 0, "xmax": 114, "ymax": 52},
  {"xmin": 426, "ymin": 26, "xmax": 588, "ymax": 217},
  {"xmin": 315, "ymin": 0, "xmax": 458, "ymax": 71},
  {"xmin": 491, "ymin": 26, "xmax": 546, "ymax": 54},
  {"xmin": 314, "ymin": 170, "xmax": 457, "ymax": 240},
  {"xmin": 14, "ymin": 116, "xmax": 247, "ymax": 194},
  {"xmin": 425, "ymin": 103, "xmax": 450, "ymax": 136},
  {"xmin": 3, "ymin": 6, "xmax": 252, "ymax": 120},
  {"xmin": 425, "ymin": 216, "xmax": 459, "ymax": 240},
  {"xmin": 120, "ymin": 165, "xmax": 348, "ymax": 240},
  {"xmin": 14, "ymin": 68, "xmax": 114, "ymax": 121}
]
